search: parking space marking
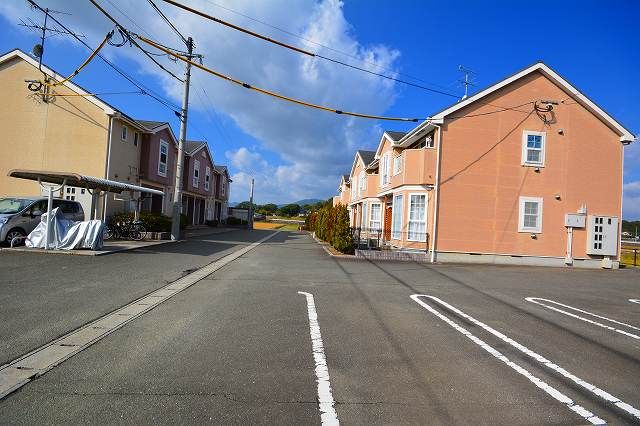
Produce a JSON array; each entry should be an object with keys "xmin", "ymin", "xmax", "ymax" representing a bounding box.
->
[
  {"xmin": 410, "ymin": 295, "xmax": 606, "ymax": 425},
  {"xmin": 0, "ymin": 232, "xmax": 279, "ymax": 401},
  {"xmin": 298, "ymin": 291, "xmax": 339, "ymax": 426},
  {"xmin": 412, "ymin": 295, "xmax": 640, "ymax": 422},
  {"xmin": 630, "ymin": 299, "xmax": 640, "ymax": 305},
  {"xmin": 526, "ymin": 298, "xmax": 640, "ymax": 340}
]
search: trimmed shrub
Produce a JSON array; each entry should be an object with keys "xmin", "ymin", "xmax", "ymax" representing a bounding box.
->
[{"xmin": 308, "ymin": 203, "xmax": 353, "ymax": 254}]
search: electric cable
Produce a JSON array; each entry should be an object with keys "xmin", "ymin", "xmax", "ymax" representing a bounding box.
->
[
  {"xmin": 136, "ymin": 33, "xmax": 425, "ymax": 122},
  {"xmin": 147, "ymin": 0, "xmax": 189, "ymax": 46},
  {"xmin": 88, "ymin": 0, "xmax": 185, "ymax": 83},
  {"xmin": 43, "ymin": 31, "xmax": 113, "ymax": 87}
]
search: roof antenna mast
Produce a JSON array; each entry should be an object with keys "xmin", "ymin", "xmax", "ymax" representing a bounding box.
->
[{"xmin": 458, "ymin": 65, "xmax": 475, "ymax": 100}]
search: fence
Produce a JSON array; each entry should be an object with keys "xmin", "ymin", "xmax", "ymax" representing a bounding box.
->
[
  {"xmin": 350, "ymin": 227, "xmax": 429, "ymax": 251},
  {"xmin": 621, "ymin": 246, "xmax": 638, "ymax": 268}
]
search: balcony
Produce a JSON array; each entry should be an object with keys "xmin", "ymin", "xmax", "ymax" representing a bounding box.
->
[{"xmin": 383, "ymin": 148, "xmax": 437, "ymax": 192}]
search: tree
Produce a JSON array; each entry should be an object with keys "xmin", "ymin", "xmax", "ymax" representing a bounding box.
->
[
  {"xmin": 262, "ymin": 203, "xmax": 278, "ymax": 214},
  {"xmin": 278, "ymin": 203, "xmax": 301, "ymax": 217},
  {"xmin": 235, "ymin": 201, "xmax": 253, "ymax": 210},
  {"xmin": 332, "ymin": 205, "xmax": 354, "ymax": 254}
]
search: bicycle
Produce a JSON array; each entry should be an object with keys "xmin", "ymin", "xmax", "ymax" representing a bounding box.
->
[{"xmin": 104, "ymin": 219, "xmax": 146, "ymax": 241}]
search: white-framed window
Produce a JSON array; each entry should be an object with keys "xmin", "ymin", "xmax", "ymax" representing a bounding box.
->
[
  {"xmin": 370, "ymin": 202, "xmax": 381, "ymax": 231},
  {"xmin": 361, "ymin": 202, "xmax": 368, "ymax": 230},
  {"xmin": 133, "ymin": 132, "xmax": 139, "ymax": 147},
  {"xmin": 193, "ymin": 159, "xmax": 200, "ymax": 188},
  {"xmin": 158, "ymin": 140, "xmax": 168, "ymax": 177},
  {"xmin": 359, "ymin": 171, "xmax": 366, "ymax": 195},
  {"xmin": 121, "ymin": 125, "xmax": 128, "ymax": 141},
  {"xmin": 518, "ymin": 196, "xmax": 543, "ymax": 233},
  {"xmin": 351, "ymin": 179, "xmax": 357, "ymax": 199},
  {"xmin": 522, "ymin": 131, "xmax": 545, "ymax": 166},
  {"xmin": 205, "ymin": 166, "xmax": 211, "ymax": 191},
  {"xmin": 221, "ymin": 177, "xmax": 226, "ymax": 196},
  {"xmin": 380, "ymin": 153, "xmax": 391, "ymax": 186},
  {"xmin": 407, "ymin": 193, "xmax": 427, "ymax": 241},
  {"xmin": 391, "ymin": 194, "xmax": 403, "ymax": 239},
  {"xmin": 393, "ymin": 154, "xmax": 403, "ymax": 176}
]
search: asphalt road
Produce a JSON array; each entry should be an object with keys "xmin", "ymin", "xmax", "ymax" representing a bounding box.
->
[{"xmin": 0, "ymin": 230, "xmax": 639, "ymax": 424}]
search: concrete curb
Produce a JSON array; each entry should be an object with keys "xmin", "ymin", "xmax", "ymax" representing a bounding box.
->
[{"xmin": 309, "ymin": 232, "xmax": 359, "ymax": 260}]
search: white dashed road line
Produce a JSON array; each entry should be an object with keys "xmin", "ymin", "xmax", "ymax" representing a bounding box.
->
[
  {"xmin": 630, "ymin": 299, "xmax": 640, "ymax": 305},
  {"xmin": 298, "ymin": 291, "xmax": 339, "ymax": 426},
  {"xmin": 413, "ymin": 295, "xmax": 640, "ymax": 422},
  {"xmin": 0, "ymin": 231, "xmax": 279, "ymax": 400},
  {"xmin": 410, "ymin": 295, "xmax": 606, "ymax": 425},
  {"xmin": 525, "ymin": 297, "xmax": 640, "ymax": 340}
]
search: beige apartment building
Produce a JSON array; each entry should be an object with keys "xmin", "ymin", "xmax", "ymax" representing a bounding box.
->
[{"xmin": 0, "ymin": 48, "xmax": 231, "ymax": 221}]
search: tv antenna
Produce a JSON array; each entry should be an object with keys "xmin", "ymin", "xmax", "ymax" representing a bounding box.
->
[
  {"xmin": 19, "ymin": 1, "xmax": 84, "ymax": 101},
  {"xmin": 20, "ymin": 3, "xmax": 84, "ymax": 72},
  {"xmin": 458, "ymin": 65, "xmax": 476, "ymax": 100}
]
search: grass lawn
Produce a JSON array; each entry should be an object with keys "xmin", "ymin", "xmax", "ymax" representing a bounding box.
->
[
  {"xmin": 620, "ymin": 246, "xmax": 639, "ymax": 267},
  {"xmin": 252, "ymin": 222, "xmax": 302, "ymax": 231}
]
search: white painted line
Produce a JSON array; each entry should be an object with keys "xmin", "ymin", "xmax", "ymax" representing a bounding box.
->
[
  {"xmin": 0, "ymin": 231, "xmax": 279, "ymax": 400},
  {"xmin": 298, "ymin": 291, "xmax": 339, "ymax": 426},
  {"xmin": 412, "ymin": 295, "xmax": 640, "ymax": 422},
  {"xmin": 526, "ymin": 298, "xmax": 640, "ymax": 340},
  {"xmin": 410, "ymin": 295, "xmax": 606, "ymax": 425},
  {"xmin": 630, "ymin": 299, "xmax": 640, "ymax": 305}
]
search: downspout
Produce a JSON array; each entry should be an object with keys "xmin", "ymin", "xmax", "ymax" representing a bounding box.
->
[
  {"xmin": 103, "ymin": 114, "xmax": 114, "ymax": 221},
  {"xmin": 430, "ymin": 123, "xmax": 443, "ymax": 263}
]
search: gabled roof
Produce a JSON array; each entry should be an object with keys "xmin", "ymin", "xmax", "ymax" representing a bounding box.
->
[
  {"xmin": 136, "ymin": 119, "xmax": 179, "ymax": 146},
  {"xmin": 349, "ymin": 150, "xmax": 376, "ymax": 177},
  {"xmin": 374, "ymin": 131, "xmax": 408, "ymax": 158},
  {"xmin": 185, "ymin": 140, "xmax": 207, "ymax": 155},
  {"xmin": 397, "ymin": 61, "xmax": 635, "ymax": 146},
  {"xmin": 213, "ymin": 165, "xmax": 232, "ymax": 182}
]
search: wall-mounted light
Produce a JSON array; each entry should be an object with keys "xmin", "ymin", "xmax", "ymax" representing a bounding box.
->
[
  {"xmin": 558, "ymin": 129, "xmax": 564, "ymax": 135},
  {"xmin": 554, "ymin": 194, "xmax": 561, "ymax": 200},
  {"xmin": 530, "ymin": 233, "xmax": 537, "ymax": 239}
]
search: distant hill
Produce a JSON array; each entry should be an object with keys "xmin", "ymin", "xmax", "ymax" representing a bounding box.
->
[{"xmin": 279, "ymin": 198, "xmax": 324, "ymax": 207}]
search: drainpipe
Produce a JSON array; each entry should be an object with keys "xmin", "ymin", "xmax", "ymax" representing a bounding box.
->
[
  {"xmin": 430, "ymin": 123, "xmax": 443, "ymax": 263},
  {"xmin": 103, "ymin": 115, "xmax": 114, "ymax": 221}
]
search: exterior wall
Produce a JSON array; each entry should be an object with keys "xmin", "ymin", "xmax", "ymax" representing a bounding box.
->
[
  {"xmin": 435, "ymin": 71, "xmax": 623, "ymax": 261},
  {"xmin": 139, "ymin": 128, "xmax": 177, "ymax": 215},
  {"xmin": 104, "ymin": 118, "xmax": 143, "ymax": 217},
  {"xmin": 0, "ymin": 57, "xmax": 109, "ymax": 199},
  {"xmin": 183, "ymin": 149, "xmax": 215, "ymax": 198}
]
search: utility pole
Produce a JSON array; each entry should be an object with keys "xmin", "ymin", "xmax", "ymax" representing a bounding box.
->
[
  {"xmin": 248, "ymin": 178, "xmax": 255, "ymax": 229},
  {"xmin": 171, "ymin": 37, "xmax": 194, "ymax": 240}
]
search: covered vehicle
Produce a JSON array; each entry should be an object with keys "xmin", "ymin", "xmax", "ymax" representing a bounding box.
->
[
  {"xmin": 25, "ymin": 207, "xmax": 104, "ymax": 250},
  {"xmin": 0, "ymin": 197, "xmax": 84, "ymax": 245}
]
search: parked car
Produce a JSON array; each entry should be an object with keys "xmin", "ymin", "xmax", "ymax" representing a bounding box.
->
[
  {"xmin": 253, "ymin": 213, "xmax": 266, "ymax": 221},
  {"xmin": 0, "ymin": 197, "xmax": 85, "ymax": 245}
]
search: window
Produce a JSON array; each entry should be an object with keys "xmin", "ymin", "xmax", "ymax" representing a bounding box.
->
[
  {"xmin": 522, "ymin": 131, "xmax": 545, "ymax": 166},
  {"xmin": 205, "ymin": 166, "xmax": 211, "ymax": 191},
  {"xmin": 121, "ymin": 125, "xmax": 128, "ymax": 141},
  {"xmin": 361, "ymin": 202, "xmax": 367, "ymax": 230},
  {"xmin": 193, "ymin": 159, "xmax": 200, "ymax": 188},
  {"xmin": 351, "ymin": 179, "xmax": 357, "ymax": 199},
  {"xmin": 407, "ymin": 194, "xmax": 427, "ymax": 241},
  {"xmin": 133, "ymin": 132, "xmax": 139, "ymax": 147},
  {"xmin": 391, "ymin": 194, "xmax": 403, "ymax": 239},
  {"xmin": 518, "ymin": 196, "xmax": 543, "ymax": 233},
  {"xmin": 221, "ymin": 177, "xmax": 226, "ymax": 196},
  {"xmin": 393, "ymin": 155, "xmax": 403, "ymax": 176},
  {"xmin": 158, "ymin": 140, "xmax": 168, "ymax": 177},
  {"xmin": 370, "ymin": 203, "xmax": 381, "ymax": 231},
  {"xmin": 359, "ymin": 171, "xmax": 366, "ymax": 195},
  {"xmin": 380, "ymin": 153, "xmax": 391, "ymax": 186}
]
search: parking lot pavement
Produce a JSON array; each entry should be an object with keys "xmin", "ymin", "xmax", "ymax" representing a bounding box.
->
[
  {"xmin": 0, "ymin": 228, "xmax": 272, "ymax": 366},
  {"xmin": 1, "ymin": 231, "xmax": 639, "ymax": 424}
]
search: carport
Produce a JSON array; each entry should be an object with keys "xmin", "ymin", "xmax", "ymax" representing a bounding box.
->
[{"xmin": 8, "ymin": 169, "xmax": 164, "ymax": 249}]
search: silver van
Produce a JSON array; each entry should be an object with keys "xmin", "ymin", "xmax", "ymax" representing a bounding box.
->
[{"xmin": 0, "ymin": 197, "xmax": 85, "ymax": 245}]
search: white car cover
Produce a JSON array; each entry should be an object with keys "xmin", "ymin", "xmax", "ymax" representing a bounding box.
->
[{"xmin": 26, "ymin": 207, "xmax": 105, "ymax": 250}]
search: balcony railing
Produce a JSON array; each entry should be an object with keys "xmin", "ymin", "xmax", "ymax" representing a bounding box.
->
[{"xmin": 350, "ymin": 226, "xmax": 429, "ymax": 251}]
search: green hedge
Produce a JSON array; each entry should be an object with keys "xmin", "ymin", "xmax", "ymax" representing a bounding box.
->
[
  {"xmin": 307, "ymin": 204, "xmax": 353, "ymax": 254},
  {"xmin": 109, "ymin": 211, "xmax": 187, "ymax": 232}
]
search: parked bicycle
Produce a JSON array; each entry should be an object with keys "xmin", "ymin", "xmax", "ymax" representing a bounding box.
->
[{"xmin": 104, "ymin": 219, "xmax": 146, "ymax": 241}]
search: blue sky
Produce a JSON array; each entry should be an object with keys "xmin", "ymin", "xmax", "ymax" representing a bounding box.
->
[{"xmin": 1, "ymin": 0, "xmax": 638, "ymax": 217}]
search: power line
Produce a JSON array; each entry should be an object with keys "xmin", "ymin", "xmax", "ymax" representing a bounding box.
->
[
  {"xmin": 136, "ymin": 33, "xmax": 426, "ymax": 122},
  {"xmin": 199, "ymin": 0, "xmax": 458, "ymax": 94},
  {"xmin": 27, "ymin": 0, "xmax": 180, "ymax": 113},
  {"xmin": 159, "ymin": 0, "xmax": 460, "ymax": 98},
  {"xmin": 147, "ymin": 0, "xmax": 188, "ymax": 46},
  {"xmin": 88, "ymin": 0, "xmax": 185, "ymax": 82}
]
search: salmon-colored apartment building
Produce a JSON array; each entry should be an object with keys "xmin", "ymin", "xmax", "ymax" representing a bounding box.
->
[{"xmin": 334, "ymin": 62, "xmax": 635, "ymax": 268}]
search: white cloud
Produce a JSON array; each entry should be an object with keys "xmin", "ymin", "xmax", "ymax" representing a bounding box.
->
[
  {"xmin": 2, "ymin": 0, "xmax": 400, "ymax": 204},
  {"xmin": 624, "ymin": 180, "xmax": 640, "ymax": 220}
]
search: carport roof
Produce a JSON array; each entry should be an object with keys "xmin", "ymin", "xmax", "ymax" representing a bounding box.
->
[{"xmin": 8, "ymin": 169, "xmax": 164, "ymax": 196}]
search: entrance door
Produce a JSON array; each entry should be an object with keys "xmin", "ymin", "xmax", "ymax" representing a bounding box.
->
[{"xmin": 383, "ymin": 204, "xmax": 392, "ymax": 241}]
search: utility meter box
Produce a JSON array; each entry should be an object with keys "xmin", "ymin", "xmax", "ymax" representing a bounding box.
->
[
  {"xmin": 586, "ymin": 215, "xmax": 618, "ymax": 256},
  {"xmin": 565, "ymin": 213, "xmax": 585, "ymax": 228}
]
